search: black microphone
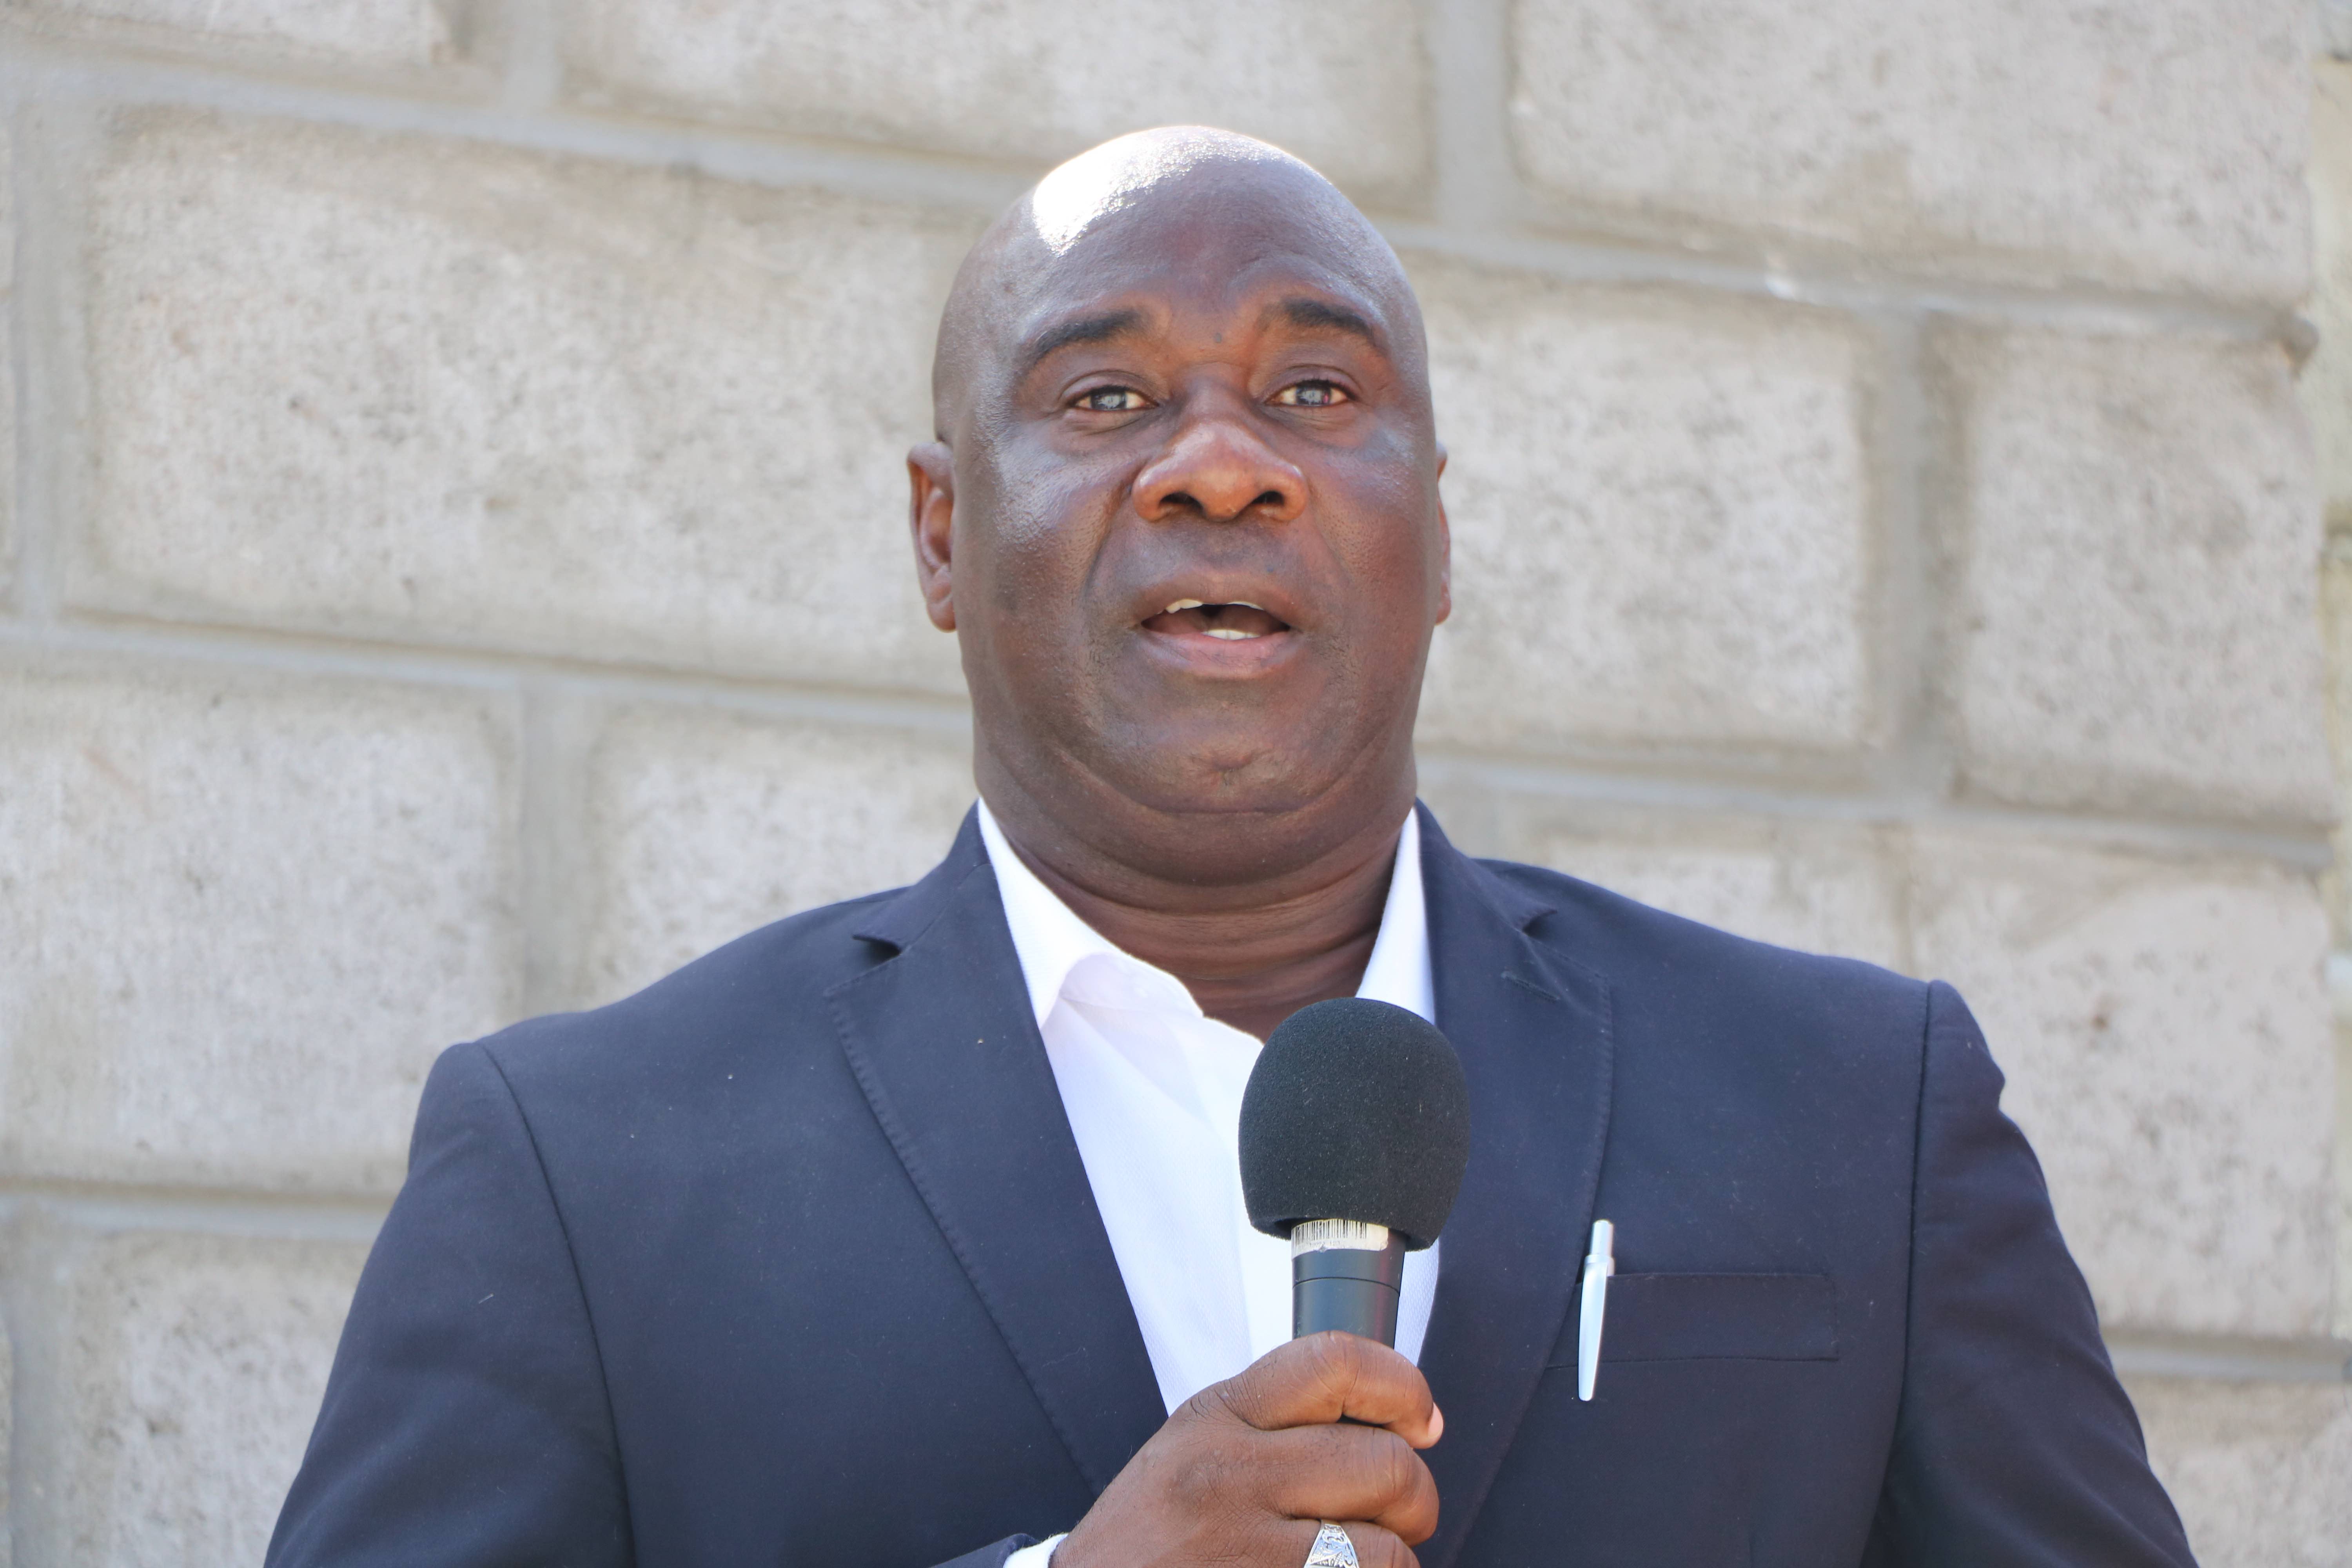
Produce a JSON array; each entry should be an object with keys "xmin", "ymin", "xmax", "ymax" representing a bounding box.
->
[{"xmin": 1238, "ymin": 998, "xmax": 1472, "ymax": 1346}]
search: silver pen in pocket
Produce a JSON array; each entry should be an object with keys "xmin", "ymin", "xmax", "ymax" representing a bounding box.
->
[{"xmin": 1577, "ymin": 1219, "xmax": 1615, "ymax": 1401}]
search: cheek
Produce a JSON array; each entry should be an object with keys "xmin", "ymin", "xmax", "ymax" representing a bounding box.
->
[
  {"xmin": 971, "ymin": 453, "xmax": 1130, "ymax": 626},
  {"xmin": 1318, "ymin": 451, "xmax": 1442, "ymax": 607}
]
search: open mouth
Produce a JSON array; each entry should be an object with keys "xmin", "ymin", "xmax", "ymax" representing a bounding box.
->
[{"xmin": 1140, "ymin": 597, "xmax": 1293, "ymax": 641}]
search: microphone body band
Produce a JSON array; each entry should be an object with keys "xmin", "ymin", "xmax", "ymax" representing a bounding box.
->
[{"xmin": 1290, "ymin": 1220, "xmax": 1407, "ymax": 1346}]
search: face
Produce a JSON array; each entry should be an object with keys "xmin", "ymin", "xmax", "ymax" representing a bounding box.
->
[{"xmin": 911, "ymin": 166, "xmax": 1449, "ymax": 884}]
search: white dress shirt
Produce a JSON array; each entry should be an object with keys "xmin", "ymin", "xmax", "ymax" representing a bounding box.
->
[{"xmin": 981, "ymin": 803, "xmax": 1439, "ymax": 1567}]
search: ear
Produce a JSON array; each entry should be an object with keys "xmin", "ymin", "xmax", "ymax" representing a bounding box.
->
[
  {"xmin": 907, "ymin": 441, "xmax": 958, "ymax": 632},
  {"xmin": 1431, "ymin": 443, "xmax": 1452, "ymax": 627}
]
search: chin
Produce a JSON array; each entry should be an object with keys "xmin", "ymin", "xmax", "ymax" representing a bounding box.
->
[{"xmin": 1109, "ymin": 749, "xmax": 1354, "ymax": 822}]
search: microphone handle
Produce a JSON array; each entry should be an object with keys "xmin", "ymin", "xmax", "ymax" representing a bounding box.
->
[{"xmin": 1292, "ymin": 1233, "xmax": 1407, "ymax": 1346}]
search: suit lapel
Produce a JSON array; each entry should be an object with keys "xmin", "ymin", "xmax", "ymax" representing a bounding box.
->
[
  {"xmin": 828, "ymin": 811, "xmax": 1166, "ymax": 1498},
  {"xmin": 1414, "ymin": 808, "xmax": 1616, "ymax": 1568}
]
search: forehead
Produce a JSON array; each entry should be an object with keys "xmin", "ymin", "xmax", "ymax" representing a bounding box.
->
[
  {"xmin": 996, "ymin": 177, "xmax": 1411, "ymax": 369},
  {"xmin": 1015, "ymin": 258, "xmax": 1393, "ymax": 368}
]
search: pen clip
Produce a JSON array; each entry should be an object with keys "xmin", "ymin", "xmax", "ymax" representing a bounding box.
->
[{"xmin": 1577, "ymin": 1219, "xmax": 1614, "ymax": 1403}]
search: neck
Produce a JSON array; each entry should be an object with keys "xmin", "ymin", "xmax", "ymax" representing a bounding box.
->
[{"xmin": 980, "ymin": 769, "xmax": 1415, "ymax": 1041}]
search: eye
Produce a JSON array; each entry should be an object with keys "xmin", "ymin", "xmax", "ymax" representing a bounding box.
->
[
  {"xmin": 1075, "ymin": 386, "xmax": 1152, "ymax": 413},
  {"xmin": 1272, "ymin": 379, "xmax": 1350, "ymax": 408}
]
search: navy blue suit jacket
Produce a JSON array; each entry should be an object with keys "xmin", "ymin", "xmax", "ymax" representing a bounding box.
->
[{"xmin": 269, "ymin": 808, "xmax": 2195, "ymax": 1566}]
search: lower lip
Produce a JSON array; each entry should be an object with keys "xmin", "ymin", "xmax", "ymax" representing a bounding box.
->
[{"xmin": 1136, "ymin": 627, "xmax": 1300, "ymax": 675}]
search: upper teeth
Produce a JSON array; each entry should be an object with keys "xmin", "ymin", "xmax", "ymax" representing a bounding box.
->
[
  {"xmin": 1161, "ymin": 597, "xmax": 1273, "ymax": 639},
  {"xmin": 1163, "ymin": 597, "xmax": 1267, "ymax": 613}
]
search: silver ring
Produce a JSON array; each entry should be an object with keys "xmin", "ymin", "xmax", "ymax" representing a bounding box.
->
[{"xmin": 1305, "ymin": 1520, "xmax": 1359, "ymax": 1568}]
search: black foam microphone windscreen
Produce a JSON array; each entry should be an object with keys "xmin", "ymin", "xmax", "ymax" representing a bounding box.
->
[{"xmin": 1239, "ymin": 997, "xmax": 1472, "ymax": 1252}]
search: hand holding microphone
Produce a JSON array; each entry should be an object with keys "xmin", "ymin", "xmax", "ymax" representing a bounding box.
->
[
  {"xmin": 1051, "ymin": 1332, "xmax": 1442, "ymax": 1568},
  {"xmin": 1053, "ymin": 1000, "xmax": 1471, "ymax": 1568}
]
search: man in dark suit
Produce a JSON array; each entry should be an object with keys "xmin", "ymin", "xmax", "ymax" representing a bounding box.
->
[{"xmin": 268, "ymin": 128, "xmax": 2197, "ymax": 1568}]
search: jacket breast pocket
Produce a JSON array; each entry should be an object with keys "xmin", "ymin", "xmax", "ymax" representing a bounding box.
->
[{"xmin": 1549, "ymin": 1272, "xmax": 1839, "ymax": 1365}]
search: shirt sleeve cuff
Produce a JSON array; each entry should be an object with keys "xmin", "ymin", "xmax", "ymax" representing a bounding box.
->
[{"xmin": 1005, "ymin": 1532, "xmax": 1069, "ymax": 1568}]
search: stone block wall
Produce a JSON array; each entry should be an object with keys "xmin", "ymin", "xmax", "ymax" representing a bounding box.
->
[{"xmin": 0, "ymin": 2, "xmax": 2343, "ymax": 1562}]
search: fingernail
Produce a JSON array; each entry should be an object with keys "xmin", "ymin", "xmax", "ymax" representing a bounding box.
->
[{"xmin": 1428, "ymin": 1404, "xmax": 1445, "ymax": 1444}]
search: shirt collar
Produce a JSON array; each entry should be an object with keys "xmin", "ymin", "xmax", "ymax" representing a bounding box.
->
[
  {"xmin": 975, "ymin": 800, "xmax": 1433, "ymax": 1032},
  {"xmin": 1357, "ymin": 808, "xmax": 1434, "ymax": 1024},
  {"xmin": 976, "ymin": 799, "xmax": 1136, "ymax": 1032}
]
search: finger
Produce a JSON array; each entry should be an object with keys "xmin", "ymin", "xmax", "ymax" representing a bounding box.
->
[
  {"xmin": 1285, "ymin": 1519, "xmax": 1418, "ymax": 1568},
  {"xmin": 1214, "ymin": 1332, "xmax": 1440, "ymax": 1445},
  {"xmin": 1253, "ymin": 1425, "xmax": 1441, "ymax": 1544}
]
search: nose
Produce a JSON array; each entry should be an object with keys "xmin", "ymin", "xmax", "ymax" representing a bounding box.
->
[{"xmin": 1132, "ymin": 403, "xmax": 1308, "ymax": 525}]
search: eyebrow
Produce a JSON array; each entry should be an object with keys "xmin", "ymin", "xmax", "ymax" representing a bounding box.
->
[
  {"xmin": 1265, "ymin": 296, "xmax": 1383, "ymax": 351},
  {"xmin": 1016, "ymin": 308, "xmax": 1148, "ymax": 378}
]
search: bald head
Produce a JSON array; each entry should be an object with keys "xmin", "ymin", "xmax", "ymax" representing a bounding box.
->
[{"xmin": 932, "ymin": 127, "xmax": 1428, "ymax": 440}]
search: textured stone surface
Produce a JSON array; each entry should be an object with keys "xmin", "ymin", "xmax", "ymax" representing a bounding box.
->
[
  {"xmin": 77, "ymin": 109, "xmax": 973, "ymax": 694},
  {"xmin": 0, "ymin": 664, "xmax": 519, "ymax": 1192},
  {"xmin": 2341, "ymin": 1004, "xmax": 2352, "ymax": 1347},
  {"xmin": 1, "ymin": 117, "xmax": 13, "ymax": 609},
  {"xmin": 53, "ymin": 1229, "xmax": 365, "ymax": 1568},
  {"xmin": 1413, "ymin": 260, "xmax": 1873, "ymax": 755},
  {"xmin": 2306, "ymin": 60, "xmax": 2352, "ymax": 1353},
  {"xmin": 585, "ymin": 704, "xmax": 973, "ymax": 1003},
  {"xmin": 1495, "ymin": 799, "xmax": 1904, "ymax": 968},
  {"xmin": 0, "ymin": 1288, "xmax": 11, "ymax": 1563},
  {"xmin": 1908, "ymin": 833, "xmax": 2334, "ymax": 1337},
  {"xmin": 2324, "ymin": 551, "xmax": 2352, "ymax": 941},
  {"xmin": 560, "ymin": 0, "xmax": 1429, "ymax": 206},
  {"xmin": 1510, "ymin": 0, "xmax": 2310, "ymax": 302},
  {"xmin": 1939, "ymin": 324, "xmax": 2331, "ymax": 825},
  {"xmin": 6, "ymin": 0, "xmax": 466, "ymax": 70},
  {"xmin": 2127, "ymin": 1376, "xmax": 2352, "ymax": 1568},
  {"xmin": 2307, "ymin": 61, "xmax": 2352, "ymax": 524}
]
